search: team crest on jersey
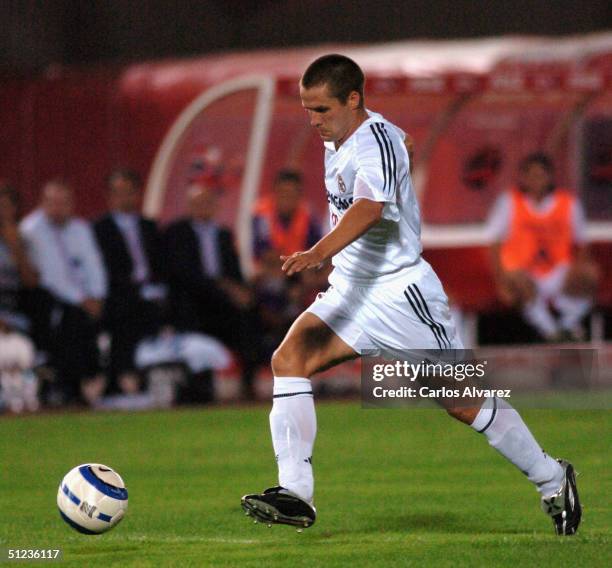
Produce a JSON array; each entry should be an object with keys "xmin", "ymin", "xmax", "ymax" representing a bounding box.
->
[{"xmin": 337, "ymin": 174, "xmax": 347, "ymax": 193}]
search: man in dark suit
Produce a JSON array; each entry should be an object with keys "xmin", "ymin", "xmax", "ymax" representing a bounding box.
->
[
  {"xmin": 164, "ymin": 182, "xmax": 263, "ymax": 399},
  {"xmin": 94, "ymin": 169, "xmax": 167, "ymax": 393}
]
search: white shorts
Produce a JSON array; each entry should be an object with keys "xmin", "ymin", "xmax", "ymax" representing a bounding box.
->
[{"xmin": 307, "ymin": 259, "xmax": 463, "ymax": 354}]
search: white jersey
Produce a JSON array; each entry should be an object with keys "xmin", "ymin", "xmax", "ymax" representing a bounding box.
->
[{"xmin": 323, "ymin": 110, "xmax": 421, "ymax": 284}]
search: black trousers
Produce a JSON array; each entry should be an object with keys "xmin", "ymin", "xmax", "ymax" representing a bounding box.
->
[
  {"xmin": 172, "ymin": 291, "xmax": 264, "ymax": 393},
  {"xmin": 27, "ymin": 290, "xmax": 101, "ymax": 402},
  {"xmin": 104, "ymin": 290, "xmax": 165, "ymax": 390}
]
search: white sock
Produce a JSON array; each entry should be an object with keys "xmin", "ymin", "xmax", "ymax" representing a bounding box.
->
[
  {"xmin": 523, "ymin": 298, "xmax": 559, "ymax": 338},
  {"xmin": 554, "ymin": 294, "xmax": 592, "ymax": 331},
  {"xmin": 270, "ymin": 377, "xmax": 316, "ymax": 503},
  {"xmin": 471, "ymin": 397, "xmax": 564, "ymax": 497}
]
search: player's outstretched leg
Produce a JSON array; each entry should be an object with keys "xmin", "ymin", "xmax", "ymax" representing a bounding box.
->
[
  {"xmin": 242, "ymin": 376, "xmax": 317, "ymax": 529},
  {"xmin": 464, "ymin": 396, "xmax": 581, "ymax": 535},
  {"xmin": 241, "ymin": 312, "xmax": 357, "ymax": 529}
]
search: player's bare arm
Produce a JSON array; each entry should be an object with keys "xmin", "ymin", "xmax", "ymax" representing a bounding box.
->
[{"xmin": 281, "ymin": 198, "xmax": 384, "ymax": 276}]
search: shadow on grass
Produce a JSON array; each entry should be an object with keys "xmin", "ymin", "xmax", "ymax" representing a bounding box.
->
[{"xmin": 340, "ymin": 511, "xmax": 534, "ymax": 536}]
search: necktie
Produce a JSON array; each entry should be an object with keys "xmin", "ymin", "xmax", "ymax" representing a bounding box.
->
[
  {"xmin": 199, "ymin": 224, "xmax": 220, "ymax": 278},
  {"xmin": 122, "ymin": 219, "xmax": 149, "ymax": 283}
]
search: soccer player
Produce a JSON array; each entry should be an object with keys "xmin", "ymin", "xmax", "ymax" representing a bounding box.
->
[{"xmin": 241, "ymin": 55, "xmax": 581, "ymax": 535}]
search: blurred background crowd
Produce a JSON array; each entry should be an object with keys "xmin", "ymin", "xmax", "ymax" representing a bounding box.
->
[
  {"xmin": 0, "ymin": 151, "xmax": 607, "ymax": 412},
  {"xmin": 0, "ymin": 168, "xmax": 329, "ymax": 410}
]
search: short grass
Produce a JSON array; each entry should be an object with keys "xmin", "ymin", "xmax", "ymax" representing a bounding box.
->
[{"xmin": 0, "ymin": 403, "xmax": 609, "ymax": 567}]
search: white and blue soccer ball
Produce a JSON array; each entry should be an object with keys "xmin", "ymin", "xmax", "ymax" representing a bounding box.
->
[{"xmin": 57, "ymin": 464, "xmax": 128, "ymax": 534}]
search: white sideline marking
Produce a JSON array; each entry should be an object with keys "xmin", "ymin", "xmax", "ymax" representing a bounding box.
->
[{"xmin": 69, "ymin": 534, "xmax": 260, "ymax": 544}]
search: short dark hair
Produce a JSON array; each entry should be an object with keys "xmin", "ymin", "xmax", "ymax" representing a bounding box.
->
[
  {"xmin": 519, "ymin": 152, "xmax": 554, "ymax": 174},
  {"xmin": 301, "ymin": 54, "xmax": 365, "ymax": 107},
  {"xmin": 107, "ymin": 168, "xmax": 143, "ymax": 189},
  {"xmin": 274, "ymin": 169, "xmax": 302, "ymax": 187}
]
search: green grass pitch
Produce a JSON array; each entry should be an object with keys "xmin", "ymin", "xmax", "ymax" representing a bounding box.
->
[{"xmin": 0, "ymin": 403, "xmax": 609, "ymax": 567}]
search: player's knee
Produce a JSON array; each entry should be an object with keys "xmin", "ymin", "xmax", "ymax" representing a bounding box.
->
[
  {"xmin": 446, "ymin": 405, "xmax": 478, "ymax": 425},
  {"xmin": 271, "ymin": 345, "xmax": 309, "ymax": 377}
]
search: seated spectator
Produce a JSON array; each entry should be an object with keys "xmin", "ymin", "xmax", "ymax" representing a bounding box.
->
[
  {"xmin": 20, "ymin": 180, "xmax": 107, "ymax": 404},
  {"xmin": 252, "ymin": 249, "xmax": 304, "ymax": 358},
  {"xmin": 488, "ymin": 153, "xmax": 599, "ymax": 341},
  {"xmin": 164, "ymin": 182, "xmax": 264, "ymax": 400},
  {"xmin": 0, "ymin": 184, "xmax": 39, "ymax": 412},
  {"xmin": 252, "ymin": 169, "xmax": 324, "ymax": 355},
  {"xmin": 0, "ymin": 183, "xmax": 38, "ymax": 333},
  {"xmin": 252, "ymin": 169, "xmax": 321, "ymax": 263},
  {"xmin": 94, "ymin": 169, "xmax": 167, "ymax": 395}
]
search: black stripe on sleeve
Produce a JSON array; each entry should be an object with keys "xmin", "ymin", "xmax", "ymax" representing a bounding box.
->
[
  {"xmin": 404, "ymin": 289, "xmax": 443, "ymax": 349},
  {"xmin": 379, "ymin": 123, "xmax": 397, "ymax": 191},
  {"xmin": 375, "ymin": 123, "xmax": 393, "ymax": 195},
  {"xmin": 369, "ymin": 124, "xmax": 388, "ymax": 193},
  {"xmin": 411, "ymin": 284, "xmax": 451, "ymax": 349}
]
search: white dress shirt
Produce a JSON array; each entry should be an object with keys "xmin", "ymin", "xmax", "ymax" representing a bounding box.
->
[{"xmin": 20, "ymin": 210, "xmax": 107, "ymax": 305}]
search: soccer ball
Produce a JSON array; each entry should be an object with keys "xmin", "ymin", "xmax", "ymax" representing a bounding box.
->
[{"xmin": 57, "ymin": 464, "xmax": 128, "ymax": 534}]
